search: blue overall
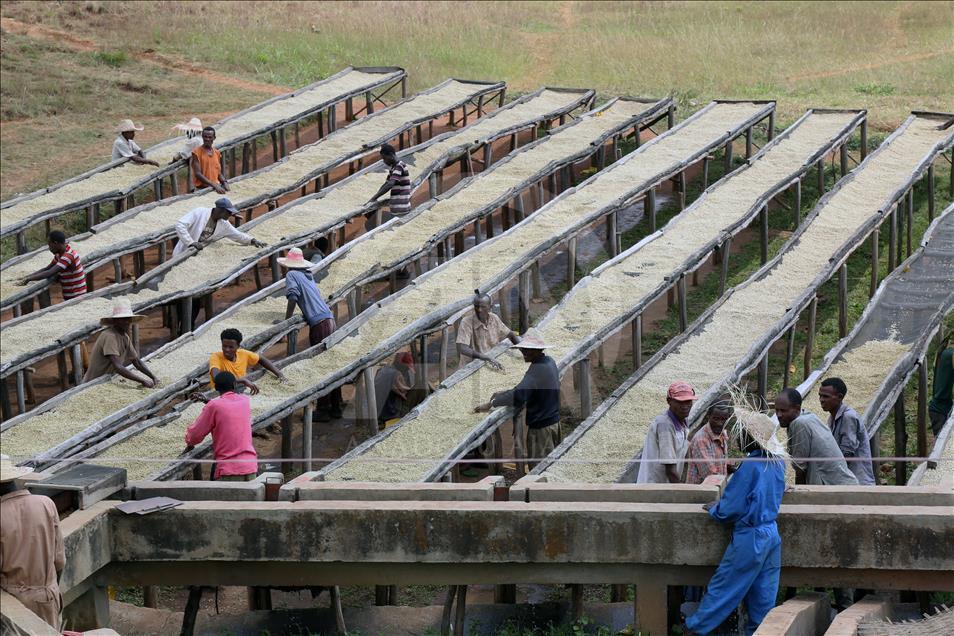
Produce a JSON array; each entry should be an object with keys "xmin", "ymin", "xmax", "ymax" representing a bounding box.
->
[{"xmin": 685, "ymin": 449, "xmax": 785, "ymax": 635}]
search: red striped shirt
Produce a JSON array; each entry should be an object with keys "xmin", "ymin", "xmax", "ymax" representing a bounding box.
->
[{"xmin": 51, "ymin": 245, "xmax": 87, "ymax": 299}]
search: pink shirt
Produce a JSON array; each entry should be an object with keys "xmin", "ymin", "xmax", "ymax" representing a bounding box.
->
[{"xmin": 184, "ymin": 392, "xmax": 258, "ymax": 478}]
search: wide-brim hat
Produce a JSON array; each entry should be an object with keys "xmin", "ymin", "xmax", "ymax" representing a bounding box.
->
[
  {"xmin": 116, "ymin": 119, "xmax": 144, "ymax": 133},
  {"xmin": 517, "ymin": 328, "xmax": 547, "ymax": 350},
  {"xmin": 277, "ymin": 247, "xmax": 312, "ymax": 269},
  {"xmin": 0, "ymin": 455, "xmax": 32, "ymax": 482},
  {"xmin": 101, "ymin": 300, "xmax": 145, "ymax": 324},
  {"xmin": 727, "ymin": 386, "xmax": 789, "ymax": 458},
  {"xmin": 173, "ymin": 117, "xmax": 203, "ymax": 133}
]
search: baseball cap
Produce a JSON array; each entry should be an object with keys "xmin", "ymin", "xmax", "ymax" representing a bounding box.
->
[
  {"xmin": 667, "ymin": 381, "xmax": 698, "ymax": 401},
  {"xmin": 214, "ymin": 197, "xmax": 241, "ymax": 216}
]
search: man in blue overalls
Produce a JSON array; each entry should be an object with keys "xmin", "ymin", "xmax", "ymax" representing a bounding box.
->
[{"xmin": 685, "ymin": 407, "xmax": 787, "ymax": 635}]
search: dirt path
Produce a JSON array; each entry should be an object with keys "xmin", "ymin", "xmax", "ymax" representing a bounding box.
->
[
  {"xmin": 787, "ymin": 47, "xmax": 954, "ymax": 83},
  {"xmin": 519, "ymin": 1, "xmax": 578, "ymax": 89},
  {"xmin": 0, "ymin": 17, "xmax": 289, "ymax": 95}
]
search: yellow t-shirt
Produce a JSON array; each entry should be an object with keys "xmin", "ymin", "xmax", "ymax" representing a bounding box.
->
[{"xmin": 208, "ymin": 349, "xmax": 260, "ymax": 387}]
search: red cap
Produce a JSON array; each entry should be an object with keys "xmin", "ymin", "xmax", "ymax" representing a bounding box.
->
[{"xmin": 667, "ymin": 381, "xmax": 698, "ymax": 401}]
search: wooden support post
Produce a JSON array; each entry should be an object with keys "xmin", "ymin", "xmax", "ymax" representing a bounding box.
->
[
  {"xmin": 180, "ymin": 587, "xmax": 203, "ymax": 636},
  {"xmin": 483, "ymin": 142, "xmax": 492, "ymax": 171},
  {"xmin": 745, "ymin": 127, "xmax": 753, "ymax": 159},
  {"xmin": 579, "ymin": 358, "xmax": 592, "ymax": 418},
  {"xmin": 365, "ymin": 91, "xmax": 374, "ymax": 116},
  {"xmin": 57, "ymin": 351, "xmax": 70, "ymax": 391},
  {"xmin": 15, "ymin": 232, "xmax": 27, "ymax": 255},
  {"xmin": 645, "ymin": 187, "xmax": 657, "ymax": 231},
  {"xmin": 607, "ymin": 211, "xmax": 618, "ymax": 257},
  {"xmin": 181, "ymin": 296, "xmax": 193, "ymax": 334},
  {"xmin": 330, "ymin": 586, "xmax": 347, "ymax": 634},
  {"xmin": 153, "ymin": 179, "xmax": 162, "ymax": 202},
  {"xmin": 840, "ymin": 144, "xmax": 849, "ymax": 177},
  {"xmin": 531, "ymin": 260, "xmax": 543, "ymax": 300},
  {"xmin": 113, "ymin": 259, "xmax": 122, "ymax": 284},
  {"xmin": 894, "ymin": 393, "xmax": 907, "ymax": 485},
  {"xmin": 134, "ymin": 250, "xmax": 146, "ymax": 278},
  {"xmin": 299, "ymin": 403, "xmax": 312, "ymax": 470},
  {"xmin": 71, "ymin": 344, "xmax": 84, "ymax": 386},
  {"xmin": 270, "ymin": 254, "xmax": 280, "ymax": 283},
  {"xmin": 294, "ymin": 121, "xmax": 301, "ymax": 148},
  {"xmin": 375, "ymin": 586, "xmax": 389, "ymax": 607},
  {"xmin": 860, "ymin": 118, "xmax": 868, "ymax": 160},
  {"xmin": 0, "ymin": 378, "xmax": 10, "ymax": 421},
  {"xmin": 724, "ymin": 138, "xmax": 734, "ymax": 172},
  {"xmin": 927, "ymin": 164, "xmax": 935, "ymax": 220},
  {"xmin": 498, "ymin": 287, "xmax": 511, "ymax": 325},
  {"xmin": 440, "ymin": 586, "xmax": 457, "ymax": 636},
  {"xmin": 439, "ymin": 327, "xmax": 450, "ymax": 382},
  {"xmin": 494, "ymin": 585, "xmax": 516, "ymax": 604},
  {"xmin": 757, "ymin": 354, "xmax": 769, "ymax": 405},
  {"xmin": 454, "ymin": 230, "xmax": 465, "ymax": 257},
  {"xmin": 281, "ymin": 415, "xmax": 293, "ymax": 468},
  {"xmin": 793, "ymin": 179, "xmax": 802, "ymax": 227},
  {"xmin": 345, "ymin": 97, "xmax": 354, "ymax": 121},
  {"xmin": 632, "ymin": 314, "xmax": 643, "ymax": 369},
  {"xmin": 514, "ymin": 412, "xmax": 527, "ymax": 476},
  {"xmin": 869, "ymin": 228, "xmax": 880, "ymax": 297},
  {"xmin": 170, "ymin": 173, "xmax": 178, "ymax": 195},
  {"xmin": 329, "ymin": 105, "xmax": 337, "ymax": 132},
  {"xmin": 428, "ymin": 173, "xmax": 439, "ymax": 198},
  {"xmin": 453, "ymin": 585, "xmax": 468, "ymax": 636},
  {"xmin": 783, "ymin": 326, "xmax": 796, "ymax": 388},
  {"xmin": 571, "ymin": 585, "xmax": 584, "ymax": 621},
  {"xmin": 906, "ymin": 189, "xmax": 914, "ymax": 257},
  {"xmin": 767, "ymin": 111, "xmax": 775, "ymax": 140},
  {"xmin": 838, "ymin": 263, "xmax": 848, "ymax": 338},
  {"xmin": 803, "ymin": 296, "xmax": 817, "ymax": 380},
  {"xmin": 817, "ymin": 159, "xmax": 825, "ymax": 194},
  {"xmin": 888, "ymin": 206, "xmax": 898, "ymax": 271},
  {"xmin": 15, "ymin": 371, "xmax": 26, "ymax": 415},
  {"xmin": 677, "ymin": 171, "xmax": 686, "ymax": 211},
  {"xmin": 143, "ymin": 586, "xmax": 158, "ymax": 609},
  {"xmin": 759, "ymin": 205, "xmax": 769, "ymax": 264},
  {"xmin": 634, "ymin": 576, "xmax": 667, "ymax": 636},
  {"xmin": 518, "ymin": 270, "xmax": 531, "ymax": 333},
  {"xmin": 917, "ymin": 360, "xmax": 928, "ymax": 459},
  {"xmin": 702, "ymin": 156, "xmax": 710, "ymax": 188},
  {"xmin": 242, "ymin": 142, "xmax": 250, "ymax": 173},
  {"xmin": 473, "ymin": 218, "xmax": 483, "ymax": 244},
  {"xmin": 159, "ymin": 241, "xmax": 167, "ymax": 263},
  {"xmin": 270, "ymin": 130, "xmax": 279, "ymax": 162},
  {"xmin": 287, "ymin": 328, "xmax": 299, "ymax": 356},
  {"xmin": 566, "ymin": 236, "xmax": 577, "ymax": 286},
  {"xmin": 719, "ymin": 238, "xmax": 732, "ymax": 296},
  {"xmin": 677, "ymin": 276, "xmax": 688, "ymax": 332}
]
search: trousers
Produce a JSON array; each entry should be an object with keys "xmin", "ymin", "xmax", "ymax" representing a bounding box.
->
[{"xmin": 685, "ymin": 524, "xmax": 781, "ymax": 635}]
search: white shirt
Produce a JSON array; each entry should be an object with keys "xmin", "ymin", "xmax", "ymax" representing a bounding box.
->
[
  {"xmin": 173, "ymin": 206, "xmax": 253, "ymax": 257},
  {"xmin": 112, "ymin": 136, "xmax": 142, "ymax": 161},
  {"xmin": 635, "ymin": 411, "xmax": 689, "ymax": 484}
]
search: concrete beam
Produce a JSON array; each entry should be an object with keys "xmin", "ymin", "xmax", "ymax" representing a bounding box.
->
[
  {"xmin": 105, "ymin": 501, "xmax": 953, "ymax": 573},
  {"xmin": 129, "ymin": 480, "xmax": 266, "ymax": 502},
  {"xmin": 281, "ymin": 475, "xmax": 503, "ymax": 502},
  {"xmin": 755, "ymin": 592, "xmax": 831, "ymax": 635},
  {"xmin": 0, "ymin": 591, "xmax": 59, "ymax": 635},
  {"xmin": 60, "ymin": 505, "xmax": 112, "ymax": 605},
  {"xmin": 510, "ymin": 478, "xmax": 954, "ymax": 507},
  {"xmin": 824, "ymin": 596, "xmax": 892, "ymax": 635}
]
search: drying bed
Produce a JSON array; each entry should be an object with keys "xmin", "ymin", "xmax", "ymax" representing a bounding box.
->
[
  {"xmin": 539, "ymin": 113, "xmax": 953, "ymax": 483},
  {"xmin": 798, "ymin": 206, "xmax": 954, "ymax": 430},
  {"xmin": 319, "ymin": 109, "xmax": 864, "ymax": 483},
  {"xmin": 1, "ymin": 91, "xmax": 637, "ymax": 463},
  {"xmin": 0, "ymin": 67, "xmax": 406, "ymax": 237},
  {"xmin": 1, "ymin": 86, "xmax": 591, "ymax": 372},
  {"xmin": 911, "ymin": 411, "xmax": 954, "ymax": 488},
  {"xmin": 1, "ymin": 78, "xmax": 507, "ymax": 306},
  {"xmin": 71, "ymin": 101, "xmax": 772, "ymax": 480}
]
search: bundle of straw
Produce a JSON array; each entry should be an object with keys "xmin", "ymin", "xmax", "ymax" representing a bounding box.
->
[{"xmin": 725, "ymin": 384, "xmax": 789, "ymax": 459}]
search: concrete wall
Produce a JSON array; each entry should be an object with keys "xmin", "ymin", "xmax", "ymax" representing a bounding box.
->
[
  {"xmin": 755, "ymin": 592, "xmax": 831, "ymax": 636},
  {"xmin": 824, "ymin": 596, "xmax": 892, "ymax": 635},
  {"xmin": 282, "ymin": 474, "xmax": 503, "ymax": 501}
]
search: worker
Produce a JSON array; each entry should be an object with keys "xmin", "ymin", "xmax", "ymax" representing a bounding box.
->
[
  {"xmin": 456, "ymin": 290, "xmax": 521, "ymax": 370},
  {"xmin": 0, "ymin": 455, "xmax": 65, "ymax": 630},
  {"xmin": 185, "ymin": 372, "xmax": 258, "ymax": 481},
  {"xmin": 929, "ymin": 335, "xmax": 952, "ymax": 436},
  {"xmin": 374, "ymin": 352, "xmax": 416, "ymax": 428},
  {"xmin": 112, "ymin": 119, "xmax": 159, "ymax": 166},
  {"xmin": 366, "ymin": 143, "xmax": 412, "ymax": 223},
  {"xmin": 775, "ymin": 388, "xmax": 857, "ymax": 485},
  {"xmin": 473, "ymin": 329, "xmax": 560, "ymax": 466},
  {"xmin": 279, "ymin": 247, "xmax": 342, "ymax": 421},
  {"xmin": 302, "ymin": 236, "xmax": 331, "ymax": 264},
  {"xmin": 15, "ymin": 230, "xmax": 88, "ymax": 301},
  {"xmin": 636, "ymin": 381, "xmax": 697, "ymax": 484},
  {"xmin": 209, "ymin": 328, "xmax": 287, "ymax": 393},
  {"xmin": 684, "ymin": 411, "xmax": 786, "ymax": 636},
  {"xmin": 84, "ymin": 301, "xmax": 159, "ymax": 388},
  {"xmin": 172, "ymin": 197, "xmax": 265, "ymax": 257},
  {"xmin": 191, "ymin": 126, "xmax": 229, "ymax": 193},
  {"xmin": 685, "ymin": 399, "xmax": 732, "ymax": 485},
  {"xmin": 818, "ymin": 377, "xmax": 875, "ymax": 485}
]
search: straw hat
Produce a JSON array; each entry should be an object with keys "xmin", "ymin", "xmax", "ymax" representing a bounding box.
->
[
  {"xmin": 726, "ymin": 386, "xmax": 789, "ymax": 458},
  {"xmin": 115, "ymin": 119, "xmax": 144, "ymax": 133},
  {"xmin": 100, "ymin": 300, "xmax": 145, "ymax": 325},
  {"xmin": 0, "ymin": 455, "xmax": 32, "ymax": 482},
  {"xmin": 173, "ymin": 117, "xmax": 203, "ymax": 133},
  {"xmin": 277, "ymin": 247, "xmax": 312, "ymax": 269},
  {"xmin": 517, "ymin": 328, "xmax": 547, "ymax": 350}
]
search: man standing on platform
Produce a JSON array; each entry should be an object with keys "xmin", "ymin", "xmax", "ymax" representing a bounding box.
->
[
  {"xmin": 686, "ymin": 399, "xmax": 732, "ymax": 485},
  {"xmin": 776, "ymin": 388, "xmax": 857, "ymax": 486},
  {"xmin": 636, "ymin": 381, "xmax": 697, "ymax": 484},
  {"xmin": 173, "ymin": 197, "xmax": 265, "ymax": 258},
  {"xmin": 16, "ymin": 231, "xmax": 87, "ymax": 302},
  {"xmin": 191, "ymin": 126, "xmax": 229, "ymax": 194},
  {"xmin": 818, "ymin": 377, "xmax": 875, "ymax": 485},
  {"xmin": 473, "ymin": 329, "xmax": 561, "ymax": 466},
  {"xmin": 0, "ymin": 455, "xmax": 65, "ymax": 630},
  {"xmin": 367, "ymin": 143, "xmax": 412, "ymax": 223},
  {"xmin": 456, "ymin": 290, "xmax": 521, "ymax": 370},
  {"xmin": 185, "ymin": 372, "xmax": 259, "ymax": 481},
  {"xmin": 209, "ymin": 328, "xmax": 287, "ymax": 394}
]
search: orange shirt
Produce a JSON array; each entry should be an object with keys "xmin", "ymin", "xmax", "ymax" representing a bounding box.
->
[
  {"xmin": 208, "ymin": 349, "xmax": 260, "ymax": 388},
  {"xmin": 191, "ymin": 145, "xmax": 223, "ymax": 188}
]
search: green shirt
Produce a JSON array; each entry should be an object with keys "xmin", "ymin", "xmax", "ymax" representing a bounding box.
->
[{"xmin": 929, "ymin": 348, "xmax": 953, "ymax": 415}]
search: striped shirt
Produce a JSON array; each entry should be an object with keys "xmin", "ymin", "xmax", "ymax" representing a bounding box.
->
[
  {"xmin": 387, "ymin": 160, "xmax": 412, "ymax": 215},
  {"xmin": 50, "ymin": 245, "xmax": 87, "ymax": 299}
]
